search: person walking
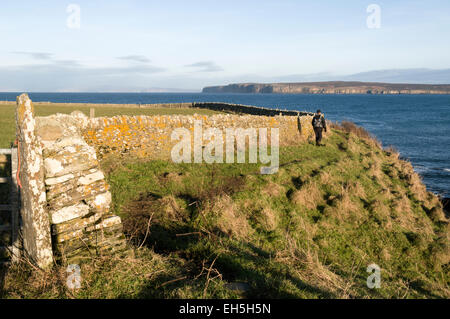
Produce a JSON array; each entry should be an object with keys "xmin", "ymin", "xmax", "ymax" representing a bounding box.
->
[{"xmin": 312, "ymin": 109, "xmax": 327, "ymax": 146}]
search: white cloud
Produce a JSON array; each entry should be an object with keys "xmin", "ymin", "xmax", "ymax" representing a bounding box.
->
[
  {"xmin": 117, "ymin": 55, "xmax": 151, "ymax": 63},
  {"xmin": 12, "ymin": 51, "xmax": 54, "ymax": 60},
  {"xmin": 185, "ymin": 61, "xmax": 223, "ymax": 72}
]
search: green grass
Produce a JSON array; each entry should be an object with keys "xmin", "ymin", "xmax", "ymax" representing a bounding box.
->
[
  {"xmin": 0, "ymin": 103, "xmax": 222, "ymax": 148},
  {"xmin": 2, "ymin": 128, "xmax": 447, "ymax": 299}
]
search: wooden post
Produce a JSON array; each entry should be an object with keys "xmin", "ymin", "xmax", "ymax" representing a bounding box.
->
[{"xmin": 90, "ymin": 108, "xmax": 95, "ymax": 119}]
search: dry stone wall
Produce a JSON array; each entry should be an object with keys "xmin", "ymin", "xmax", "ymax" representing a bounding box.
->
[
  {"xmin": 16, "ymin": 94, "xmax": 126, "ymax": 266},
  {"xmin": 35, "ymin": 112, "xmax": 126, "ymax": 263},
  {"xmin": 191, "ymin": 102, "xmax": 314, "ymax": 116},
  {"xmin": 83, "ymin": 114, "xmax": 315, "ymax": 160}
]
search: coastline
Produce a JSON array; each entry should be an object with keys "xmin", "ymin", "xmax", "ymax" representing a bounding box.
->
[{"xmin": 203, "ymin": 81, "xmax": 450, "ymax": 94}]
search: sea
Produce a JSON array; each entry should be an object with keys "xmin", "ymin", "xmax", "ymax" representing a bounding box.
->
[{"xmin": 1, "ymin": 92, "xmax": 449, "ymax": 197}]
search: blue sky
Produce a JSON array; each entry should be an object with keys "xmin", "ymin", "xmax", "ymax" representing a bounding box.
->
[{"xmin": 1, "ymin": 0, "xmax": 450, "ymax": 91}]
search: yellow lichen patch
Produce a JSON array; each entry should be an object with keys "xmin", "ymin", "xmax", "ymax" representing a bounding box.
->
[{"xmin": 82, "ymin": 114, "xmax": 314, "ymax": 160}]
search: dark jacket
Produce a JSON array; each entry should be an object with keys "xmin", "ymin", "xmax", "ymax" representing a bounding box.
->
[{"xmin": 312, "ymin": 114, "xmax": 327, "ymax": 130}]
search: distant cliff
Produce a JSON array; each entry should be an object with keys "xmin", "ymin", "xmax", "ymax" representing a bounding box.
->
[{"xmin": 203, "ymin": 81, "xmax": 450, "ymax": 94}]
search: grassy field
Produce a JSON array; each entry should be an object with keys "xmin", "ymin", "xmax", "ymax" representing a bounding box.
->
[
  {"xmin": 0, "ymin": 103, "xmax": 222, "ymax": 148},
  {"xmin": 1, "ymin": 124, "xmax": 448, "ymax": 299}
]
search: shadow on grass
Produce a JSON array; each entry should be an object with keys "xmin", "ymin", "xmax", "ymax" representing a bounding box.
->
[{"xmin": 128, "ymin": 226, "xmax": 335, "ymax": 298}]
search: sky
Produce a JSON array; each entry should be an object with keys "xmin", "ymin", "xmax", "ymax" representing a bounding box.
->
[{"xmin": 1, "ymin": 0, "xmax": 450, "ymax": 92}]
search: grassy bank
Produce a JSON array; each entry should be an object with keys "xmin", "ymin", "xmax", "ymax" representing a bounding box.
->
[
  {"xmin": 0, "ymin": 103, "xmax": 222, "ymax": 148},
  {"xmin": 1, "ymin": 125, "xmax": 448, "ymax": 299}
]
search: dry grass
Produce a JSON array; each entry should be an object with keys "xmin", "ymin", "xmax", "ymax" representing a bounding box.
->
[
  {"xmin": 346, "ymin": 135, "xmax": 360, "ymax": 154},
  {"xmin": 318, "ymin": 171, "xmax": 333, "ymax": 185},
  {"xmin": 291, "ymin": 180, "xmax": 323, "ymax": 210},
  {"xmin": 159, "ymin": 172, "xmax": 184, "ymax": 184},
  {"xmin": 385, "ymin": 145, "xmax": 400, "ymax": 160},
  {"xmin": 262, "ymin": 181, "xmax": 284, "ymax": 198},
  {"xmin": 392, "ymin": 194, "xmax": 412, "ymax": 215},
  {"xmin": 324, "ymin": 185, "xmax": 361, "ymax": 222},
  {"xmin": 369, "ymin": 199, "xmax": 392, "ymax": 229},
  {"xmin": 330, "ymin": 121, "xmax": 381, "ymax": 148},
  {"xmin": 395, "ymin": 160, "xmax": 429, "ymax": 202},
  {"xmin": 289, "ymin": 213, "xmax": 318, "ymax": 241},
  {"xmin": 1, "ymin": 248, "xmax": 188, "ymax": 299},
  {"xmin": 203, "ymin": 195, "xmax": 252, "ymax": 240},
  {"xmin": 1, "ymin": 254, "xmax": 72, "ymax": 299},
  {"xmin": 257, "ymin": 207, "xmax": 278, "ymax": 231},
  {"xmin": 346, "ymin": 181, "xmax": 367, "ymax": 201},
  {"xmin": 427, "ymin": 206, "xmax": 447, "ymax": 223},
  {"xmin": 368, "ymin": 160, "xmax": 386, "ymax": 186},
  {"xmin": 334, "ymin": 157, "xmax": 356, "ymax": 175},
  {"xmin": 276, "ymin": 236, "xmax": 356, "ymax": 298},
  {"xmin": 160, "ymin": 195, "xmax": 184, "ymax": 221},
  {"xmin": 391, "ymin": 195, "xmax": 435, "ymax": 236}
]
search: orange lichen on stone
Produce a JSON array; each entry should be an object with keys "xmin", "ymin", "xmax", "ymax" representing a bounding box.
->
[{"xmin": 82, "ymin": 114, "xmax": 314, "ymax": 160}]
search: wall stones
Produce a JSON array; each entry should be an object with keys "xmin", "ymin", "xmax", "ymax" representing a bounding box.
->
[
  {"xmin": 34, "ymin": 111, "xmax": 126, "ymax": 264},
  {"xmin": 84, "ymin": 113, "xmax": 315, "ymax": 160},
  {"xmin": 51, "ymin": 203, "xmax": 90, "ymax": 224}
]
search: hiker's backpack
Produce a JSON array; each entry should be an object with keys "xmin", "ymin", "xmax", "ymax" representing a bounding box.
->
[{"xmin": 313, "ymin": 115, "xmax": 323, "ymax": 128}]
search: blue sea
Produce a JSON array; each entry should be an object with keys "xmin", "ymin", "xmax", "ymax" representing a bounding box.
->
[{"xmin": 1, "ymin": 92, "xmax": 449, "ymax": 197}]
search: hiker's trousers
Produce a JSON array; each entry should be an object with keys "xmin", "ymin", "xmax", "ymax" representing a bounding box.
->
[{"xmin": 314, "ymin": 127, "xmax": 323, "ymax": 145}]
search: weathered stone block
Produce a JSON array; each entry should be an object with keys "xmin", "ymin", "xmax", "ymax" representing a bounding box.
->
[
  {"xmin": 45, "ymin": 173, "xmax": 76, "ymax": 186},
  {"xmin": 52, "ymin": 212, "xmax": 102, "ymax": 236},
  {"xmin": 36, "ymin": 124, "xmax": 64, "ymax": 142},
  {"xmin": 45, "ymin": 169, "xmax": 104, "ymax": 200},
  {"xmin": 44, "ymin": 167, "xmax": 98, "ymax": 186},
  {"xmin": 55, "ymin": 241, "xmax": 96, "ymax": 260},
  {"xmin": 47, "ymin": 180, "xmax": 109, "ymax": 210},
  {"xmin": 85, "ymin": 215, "xmax": 122, "ymax": 232},
  {"xmin": 41, "ymin": 136, "xmax": 88, "ymax": 157},
  {"xmin": 54, "ymin": 228, "xmax": 84, "ymax": 243},
  {"xmin": 44, "ymin": 144, "xmax": 98, "ymax": 178},
  {"xmin": 78, "ymin": 170, "xmax": 104, "ymax": 185},
  {"xmin": 55, "ymin": 223, "xmax": 124, "ymax": 254},
  {"xmin": 50, "ymin": 203, "xmax": 90, "ymax": 224},
  {"xmin": 84, "ymin": 192, "xmax": 112, "ymax": 214}
]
